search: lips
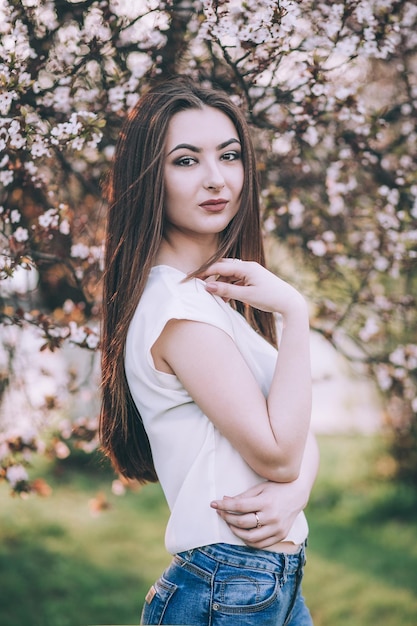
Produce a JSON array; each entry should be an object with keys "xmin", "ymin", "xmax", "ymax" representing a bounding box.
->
[{"xmin": 199, "ymin": 198, "xmax": 229, "ymax": 211}]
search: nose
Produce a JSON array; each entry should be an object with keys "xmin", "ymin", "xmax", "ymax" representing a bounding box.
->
[{"xmin": 203, "ymin": 160, "xmax": 225, "ymax": 191}]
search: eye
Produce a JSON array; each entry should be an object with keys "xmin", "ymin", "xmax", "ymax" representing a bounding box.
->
[
  {"xmin": 221, "ymin": 151, "xmax": 241, "ymax": 162},
  {"xmin": 174, "ymin": 156, "xmax": 197, "ymax": 167}
]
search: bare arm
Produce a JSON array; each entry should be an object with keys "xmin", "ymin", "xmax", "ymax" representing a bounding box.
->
[
  {"xmin": 152, "ymin": 259, "xmax": 312, "ymax": 482},
  {"xmin": 210, "ymin": 431, "xmax": 320, "ymax": 549}
]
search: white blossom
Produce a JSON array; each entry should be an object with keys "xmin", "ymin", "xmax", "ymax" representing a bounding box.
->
[
  {"xmin": 125, "ymin": 93, "xmax": 140, "ymax": 110},
  {"xmin": 52, "ymin": 86, "xmax": 72, "ymax": 113},
  {"xmin": 108, "ymin": 86, "xmax": 126, "ymax": 112},
  {"xmin": 14, "ymin": 227, "xmax": 29, "ymax": 242},
  {"xmin": 71, "ymin": 243, "xmax": 90, "ymax": 260},
  {"xmin": 307, "ymin": 240, "xmax": 327, "ymax": 257},
  {"xmin": 10, "ymin": 133, "xmax": 26, "ymax": 149},
  {"xmin": 359, "ymin": 317, "xmax": 380, "ymax": 342},
  {"xmin": 31, "ymin": 138, "xmax": 51, "ymax": 158},
  {"xmin": 0, "ymin": 170, "xmax": 14, "ymax": 186},
  {"xmin": 24, "ymin": 161, "xmax": 38, "ymax": 176},
  {"xmin": 303, "ymin": 125, "xmax": 319, "ymax": 147},
  {"xmin": 322, "ymin": 231, "xmax": 336, "ymax": 243},
  {"xmin": 272, "ymin": 133, "xmax": 294, "ymax": 155},
  {"xmin": 376, "ymin": 365, "xmax": 393, "ymax": 391},
  {"xmin": 38, "ymin": 209, "xmax": 59, "ymax": 229},
  {"xmin": 373, "ymin": 256, "xmax": 390, "ymax": 272},
  {"xmin": 361, "ymin": 231, "xmax": 380, "ymax": 254},
  {"xmin": 86, "ymin": 333, "xmax": 100, "ymax": 350},
  {"xmin": 10, "ymin": 210, "xmax": 21, "ymax": 224},
  {"xmin": 6, "ymin": 464, "xmax": 29, "ymax": 487},
  {"xmin": 288, "ymin": 197, "xmax": 304, "ymax": 229},
  {"xmin": 21, "ymin": 0, "xmax": 39, "ymax": 8},
  {"xmin": 71, "ymin": 136, "xmax": 85, "ymax": 151},
  {"xmin": 59, "ymin": 220, "xmax": 70, "ymax": 235},
  {"xmin": 68, "ymin": 321, "xmax": 98, "ymax": 348},
  {"xmin": 83, "ymin": 7, "xmax": 112, "ymax": 42},
  {"xmin": 0, "ymin": 91, "xmax": 17, "ymax": 115}
]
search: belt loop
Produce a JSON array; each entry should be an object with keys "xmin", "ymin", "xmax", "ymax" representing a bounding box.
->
[
  {"xmin": 283, "ymin": 553, "xmax": 289, "ymax": 582},
  {"xmin": 301, "ymin": 541, "xmax": 307, "ymax": 566}
]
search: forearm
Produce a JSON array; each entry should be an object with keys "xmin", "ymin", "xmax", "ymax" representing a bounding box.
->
[
  {"xmin": 185, "ymin": 259, "xmax": 314, "ymax": 482},
  {"xmin": 286, "ymin": 430, "xmax": 320, "ymax": 506},
  {"xmin": 266, "ymin": 298, "xmax": 312, "ymax": 481}
]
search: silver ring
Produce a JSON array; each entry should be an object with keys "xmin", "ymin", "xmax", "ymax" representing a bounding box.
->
[{"xmin": 254, "ymin": 512, "xmax": 262, "ymax": 529}]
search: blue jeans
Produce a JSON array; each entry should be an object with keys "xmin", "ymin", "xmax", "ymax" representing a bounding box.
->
[{"xmin": 141, "ymin": 542, "xmax": 313, "ymax": 625}]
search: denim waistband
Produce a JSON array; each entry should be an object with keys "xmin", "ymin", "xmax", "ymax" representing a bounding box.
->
[{"xmin": 177, "ymin": 542, "xmax": 306, "ymax": 577}]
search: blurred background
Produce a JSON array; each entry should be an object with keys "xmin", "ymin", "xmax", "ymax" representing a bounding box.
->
[{"xmin": 1, "ymin": 1, "xmax": 416, "ymax": 624}]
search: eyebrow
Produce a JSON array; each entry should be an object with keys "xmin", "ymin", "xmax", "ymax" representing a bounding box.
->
[{"xmin": 167, "ymin": 137, "xmax": 241, "ymax": 156}]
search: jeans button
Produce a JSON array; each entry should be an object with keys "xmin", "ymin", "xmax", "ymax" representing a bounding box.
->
[{"xmin": 213, "ymin": 603, "xmax": 219, "ymax": 611}]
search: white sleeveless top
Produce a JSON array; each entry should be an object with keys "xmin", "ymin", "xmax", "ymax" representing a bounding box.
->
[{"xmin": 125, "ymin": 265, "xmax": 308, "ymax": 555}]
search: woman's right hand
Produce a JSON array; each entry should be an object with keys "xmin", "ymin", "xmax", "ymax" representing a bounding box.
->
[
  {"xmin": 211, "ymin": 480, "xmax": 304, "ymax": 549},
  {"xmin": 210, "ymin": 432, "xmax": 320, "ymax": 549},
  {"xmin": 196, "ymin": 258, "xmax": 307, "ymax": 317}
]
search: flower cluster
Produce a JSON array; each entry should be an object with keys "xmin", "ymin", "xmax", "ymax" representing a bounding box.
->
[
  {"xmin": 0, "ymin": 415, "xmax": 101, "ymax": 495},
  {"xmin": 1, "ymin": 0, "xmax": 417, "ymax": 486},
  {"xmin": 0, "ymin": 427, "xmax": 47, "ymax": 496}
]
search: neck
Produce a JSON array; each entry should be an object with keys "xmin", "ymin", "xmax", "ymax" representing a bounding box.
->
[{"xmin": 155, "ymin": 233, "xmax": 219, "ymax": 274}]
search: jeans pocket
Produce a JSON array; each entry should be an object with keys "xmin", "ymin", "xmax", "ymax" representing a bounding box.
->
[
  {"xmin": 213, "ymin": 569, "xmax": 280, "ymax": 615},
  {"xmin": 141, "ymin": 576, "xmax": 177, "ymax": 625}
]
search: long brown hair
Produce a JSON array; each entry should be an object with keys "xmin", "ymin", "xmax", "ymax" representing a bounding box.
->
[{"xmin": 100, "ymin": 76, "xmax": 277, "ymax": 482}]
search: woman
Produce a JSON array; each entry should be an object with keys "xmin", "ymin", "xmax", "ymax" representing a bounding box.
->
[{"xmin": 100, "ymin": 76, "xmax": 319, "ymax": 625}]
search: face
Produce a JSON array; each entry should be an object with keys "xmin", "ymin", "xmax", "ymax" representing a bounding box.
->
[{"xmin": 163, "ymin": 106, "xmax": 244, "ymax": 242}]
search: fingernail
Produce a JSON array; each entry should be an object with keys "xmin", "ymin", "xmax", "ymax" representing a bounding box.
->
[
  {"xmin": 210, "ymin": 501, "xmax": 218, "ymax": 508},
  {"xmin": 205, "ymin": 282, "xmax": 218, "ymax": 292}
]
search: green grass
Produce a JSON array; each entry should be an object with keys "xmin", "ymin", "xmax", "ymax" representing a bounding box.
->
[
  {"xmin": 304, "ymin": 436, "xmax": 417, "ymax": 625},
  {"xmin": 0, "ymin": 436, "xmax": 416, "ymax": 626}
]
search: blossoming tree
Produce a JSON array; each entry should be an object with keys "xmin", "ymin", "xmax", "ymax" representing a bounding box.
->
[{"xmin": 1, "ymin": 0, "xmax": 416, "ymax": 494}]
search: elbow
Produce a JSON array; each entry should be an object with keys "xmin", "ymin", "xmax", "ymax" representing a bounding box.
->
[
  {"xmin": 245, "ymin": 435, "xmax": 308, "ymax": 482},
  {"xmin": 254, "ymin": 455, "xmax": 302, "ymax": 483},
  {"xmin": 271, "ymin": 462, "xmax": 301, "ymax": 483}
]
